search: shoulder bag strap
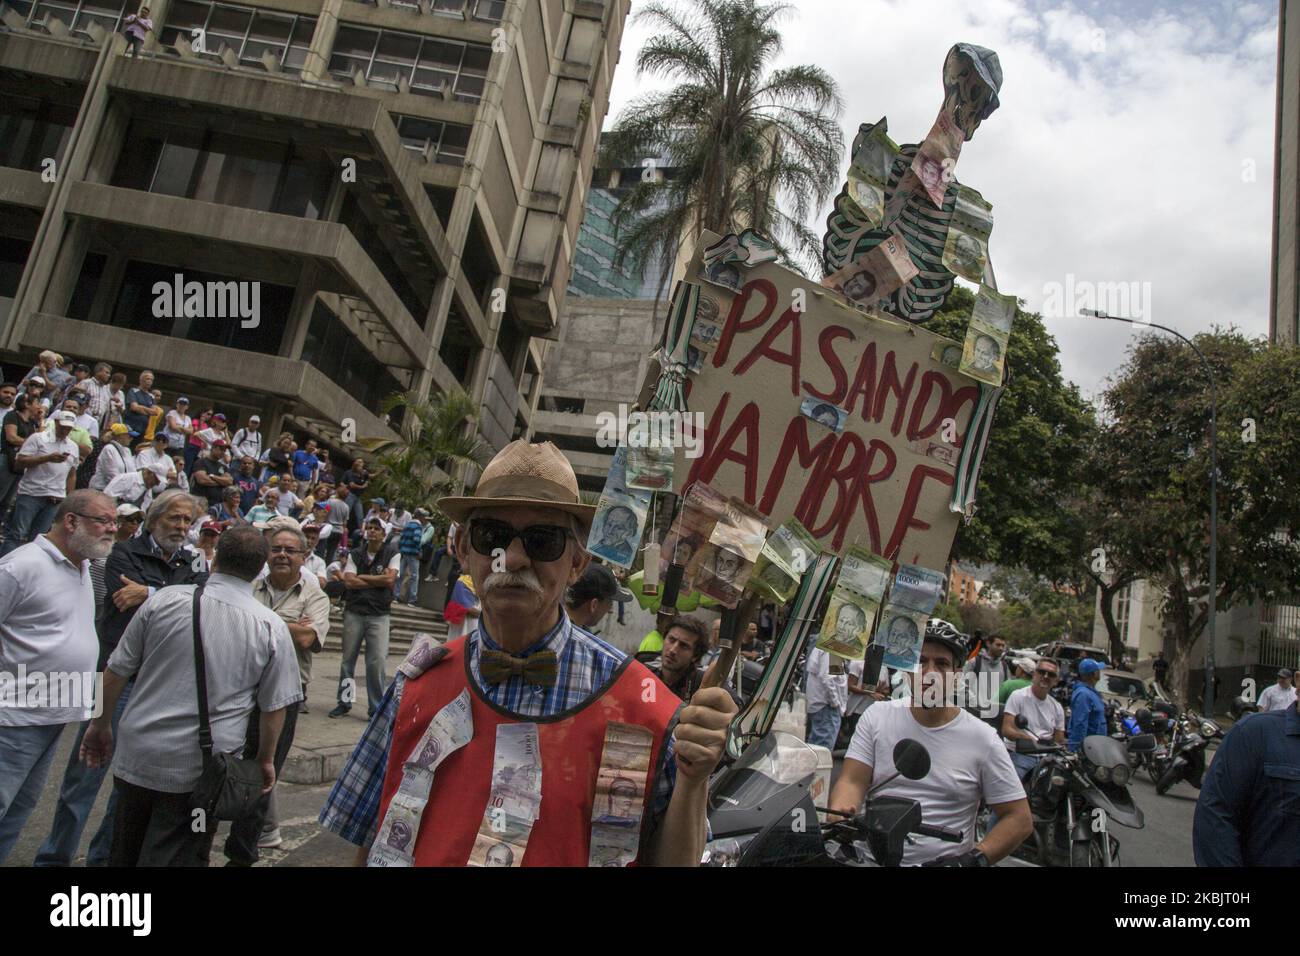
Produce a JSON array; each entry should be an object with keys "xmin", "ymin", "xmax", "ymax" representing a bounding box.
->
[{"xmin": 191, "ymin": 585, "xmax": 214, "ymax": 764}]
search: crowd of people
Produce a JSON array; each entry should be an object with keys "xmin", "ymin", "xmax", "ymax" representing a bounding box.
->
[{"xmin": 0, "ymin": 348, "xmax": 464, "ymax": 866}]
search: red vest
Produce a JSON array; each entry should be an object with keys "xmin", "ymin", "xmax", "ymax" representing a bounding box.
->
[{"xmin": 376, "ymin": 637, "xmax": 681, "ymax": 866}]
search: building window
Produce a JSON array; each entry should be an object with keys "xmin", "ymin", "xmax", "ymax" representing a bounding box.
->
[
  {"xmin": 393, "ymin": 115, "xmax": 471, "ymax": 166},
  {"xmin": 425, "ymin": 0, "xmax": 503, "ymax": 21},
  {"xmin": 106, "ymin": 260, "xmax": 291, "ymax": 356},
  {"xmin": 109, "ymin": 120, "xmax": 333, "ymax": 220},
  {"xmin": 0, "ymin": 96, "xmax": 76, "ymax": 173},
  {"xmin": 301, "ymin": 302, "xmax": 404, "ymax": 415},
  {"xmin": 158, "ymin": 0, "xmax": 316, "ymax": 73},
  {"xmin": 19, "ymin": 0, "xmax": 131, "ymax": 36},
  {"xmin": 1112, "ymin": 585, "xmax": 1132, "ymax": 645},
  {"xmin": 329, "ymin": 25, "xmax": 492, "ymax": 103}
]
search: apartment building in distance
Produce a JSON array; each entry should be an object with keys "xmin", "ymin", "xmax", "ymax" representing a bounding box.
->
[
  {"xmin": 0, "ymin": 0, "xmax": 629, "ymax": 457},
  {"xmin": 534, "ymin": 143, "xmax": 678, "ymax": 492}
]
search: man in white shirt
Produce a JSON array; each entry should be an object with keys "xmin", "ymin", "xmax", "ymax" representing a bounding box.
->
[
  {"xmin": 1001, "ymin": 657, "xmax": 1066, "ymax": 780},
  {"xmin": 1258, "ymin": 669, "xmax": 1297, "ymax": 712},
  {"xmin": 90, "ymin": 423, "xmax": 136, "ymax": 492},
  {"xmin": 0, "ymin": 410, "xmax": 81, "ymax": 557},
  {"xmin": 0, "ymin": 490, "xmax": 116, "ymax": 862},
  {"xmin": 134, "ymin": 432, "xmax": 174, "ymax": 477},
  {"xmin": 829, "ymin": 620, "xmax": 1031, "ymax": 866},
  {"xmin": 230, "ymin": 415, "xmax": 263, "ymax": 462},
  {"xmin": 104, "ymin": 461, "xmax": 171, "ymax": 512},
  {"xmin": 44, "ymin": 398, "xmax": 94, "ymax": 458},
  {"xmin": 277, "ymin": 477, "xmax": 302, "ymax": 517},
  {"xmin": 81, "ymin": 525, "xmax": 302, "ymax": 866},
  {"xmin": 70, "ymin": 395, "xmax": 100, "ymax": 441},
  {"xmin": 806, "ymin": 644, "xmax": 848, "ymax": 749}
]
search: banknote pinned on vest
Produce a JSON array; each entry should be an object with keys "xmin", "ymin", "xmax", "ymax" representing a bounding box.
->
[
  {"xmin": 589, "ymin": 722, "xmax": 655, "ymax": 867},
  {"xmin": 468, "ymin": 723, "xmax": 543, "ymax": 867},
  {"xmin": 397, "ymin": 632, "xmax": 449, "ymax": 680},
  {"xmin": 368, "ymin": 689, "xmax": 474, "ymax": 867}
]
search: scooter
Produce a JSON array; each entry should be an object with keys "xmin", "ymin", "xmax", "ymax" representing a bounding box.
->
[
  {"xmin": 703, "ymin": 735, "xmax": 965, "ymax": 866},
  {"xmin": 992, "ymin": 715, "xmax": 1153, "ymax": 867}
]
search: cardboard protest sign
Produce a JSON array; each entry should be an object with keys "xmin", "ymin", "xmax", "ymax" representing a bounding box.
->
[{"xmin": 657, "ymin": 230, "xmax": 984, "ymax": 569}]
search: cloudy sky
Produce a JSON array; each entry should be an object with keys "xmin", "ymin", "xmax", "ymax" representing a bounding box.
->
[{"xmin": 600, "ymin": 0, "xmax": 1281, "ymax": 399}]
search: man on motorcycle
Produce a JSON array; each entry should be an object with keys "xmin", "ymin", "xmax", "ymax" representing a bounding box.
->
[
  {"xmin": 827, "ymin": 620, "xmax": 1032, "ymax": 866},
  {"xmin": 1001, "ymin": 658, "xmax": 1065, "ymax": 779},
  {"xmin": 1068, "ymin": 658, "xmax": 1108, "ymax": 752}
]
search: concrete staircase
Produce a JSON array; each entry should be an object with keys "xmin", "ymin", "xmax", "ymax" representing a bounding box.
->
[{"xmin": 322, "ymin": 602, "xmax": 449, "ymax": 654}]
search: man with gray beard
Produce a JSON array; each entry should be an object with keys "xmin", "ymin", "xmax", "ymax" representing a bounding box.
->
[
  {"xmin": 33, "ymin": 488, "xmax": 206, "ymax": 867},
  {"xmin": 0, "ymin": 490, "xmax": 115, "ymax": 863}
]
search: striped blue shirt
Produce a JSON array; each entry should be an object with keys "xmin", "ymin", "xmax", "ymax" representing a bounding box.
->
[{"xmin": 319, "ymin": 609, "xmax": 679, "ymax": 850}]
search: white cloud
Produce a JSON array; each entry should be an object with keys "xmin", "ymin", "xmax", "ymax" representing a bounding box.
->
[{"xmin": 602, "ymin": 0, "xmax": 1279, "ymax": 399}]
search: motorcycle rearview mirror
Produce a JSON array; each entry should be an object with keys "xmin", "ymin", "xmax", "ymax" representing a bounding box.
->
[
  {"xmin": 893, "ymin": 739, "xmax": 930, "ymax": 780},
  {"xmin": 866, "ymin": 739, "xmax": 932, "ymax": 797},
  {"xmin": 1014, "ymin": 714, "xmax": 1029, "ymax": 730}
]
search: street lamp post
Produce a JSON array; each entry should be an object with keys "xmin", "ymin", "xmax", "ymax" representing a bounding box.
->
[{"xmin": 1080, "ymin": 310, "xmax": 1218, "ymax": 716}]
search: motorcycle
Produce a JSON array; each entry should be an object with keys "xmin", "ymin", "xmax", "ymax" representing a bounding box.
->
[
  {"xmin": 985, "ymin": 715, "xmax": 1153, "ymax": 868},
  {"xmin": 703, "ymin": 733, "xmax": 966, "ymax": 867},
  {"xmin": 1150, "ymin": 710, "xmax": 1223, "ymax": 795}
]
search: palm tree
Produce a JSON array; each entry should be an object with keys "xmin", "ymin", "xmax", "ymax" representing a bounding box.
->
[
  {"xmin": 367, "ymin": 387, "xmax": 489, "ymax": 518},
  {"xmin": 601, "ymin": 0, "xmax": 844, "ymax": 283}
]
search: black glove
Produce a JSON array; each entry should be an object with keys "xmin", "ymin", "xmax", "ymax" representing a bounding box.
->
[{"xmin": 922, "ymin": 848, "xmax": 990, "ymax": 868}]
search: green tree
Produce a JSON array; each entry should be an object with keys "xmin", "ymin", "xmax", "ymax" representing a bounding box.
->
[
  {"xmin": 926, "ymin": 286, "xmax": 1098, "ymax": 582},
  {"xmin": 1087, "ymin": 333, "xmax": 1300, "ymax": 705},
  {"xmin": 601, "ymin": 0, "xmax": 844, "ymax": 282},
  {"xmin": 986, "ymin": 567, "xmax": 1096, "ymax": 650},
  {"xmin": 368, "ymin": 387, "xmax": 489, "ymax": 519}
]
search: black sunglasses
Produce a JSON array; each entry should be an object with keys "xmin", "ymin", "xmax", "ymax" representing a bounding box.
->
[
  {"xmin": 469, "ymin": 518, "xmax": 571, "ymax": 563},
  {"xmin": 1035, "ymin": 668, "xmax": 1058, "ymax": 678}
]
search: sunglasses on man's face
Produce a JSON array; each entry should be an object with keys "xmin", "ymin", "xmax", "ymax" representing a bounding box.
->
[
  {"xmin": 468, "ymin": 518, "xmax": 571, "ymax": 563},
  {"xmin": 1035, "ymin": 669, "xmax": 1058, "ymax": 679}
]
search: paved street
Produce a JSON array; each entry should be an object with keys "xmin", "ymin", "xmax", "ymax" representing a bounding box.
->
[{"xmin": 3, "ymin": 650, "xmax": 1203, "ymax": 868}]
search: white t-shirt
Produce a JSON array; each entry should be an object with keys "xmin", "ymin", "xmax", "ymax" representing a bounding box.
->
[
  {"xmin": 1258, "ymin": 684, "xmax": 1297, "ymax": 712},
  {"xmin": 806, "ymin": 647, "xmax": 848, "ymax": 714},
  {"xmin": 163, "ymin": 410, "xmax": 192, "ymax": 448},
  {"xmin": 15, "ymin": 432, "xmax": 80, "ymax": 498},
  {"xmin": 845, "ymin": 698, "xmax": 1025, "ymax": 865},
  {"xmin": 1003, "ymin": 685, "xmax": 1065, "ymax": 751},
  {"xmin": 75, "ymin": 413, "xmax": 100, "ymax": 439}
]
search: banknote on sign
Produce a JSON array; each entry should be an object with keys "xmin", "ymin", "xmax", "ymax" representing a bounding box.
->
[
  {"xmin": 815, "ymin": 547, "xmax": 892, "ymax": 659},
  {"xmin": 940, "ymin": 185, "xmax": 993, "ymax": 282},
  {"xmin": 847, "ymin": 118, "xmax": 899, "ymax": 227},
  {"xmin": 874, "ymin": 606, "xmax": 931, "ymax": 673},
  {"xmin": 889, "ymin": 563, "xmax": 946, "ymax": 614},
  {"xmin": 911, "ymin": 107, "xmax": 964, "ymax": 207},
  {"xmin": 750, "ymin": 518, "xmax": 820, "ymax": 603},
  {"xmin": 959, "ymin": 285, "xmax": 1017, "ymax": 386},
  {"xmin": 823, "ymin": 233, "xmax": 918, "ymax": 307}
]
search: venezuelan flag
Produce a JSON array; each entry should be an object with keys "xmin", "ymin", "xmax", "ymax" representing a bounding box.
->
[{"xmin": 443, "ymin": 574, "xmax": 478, "ymax": 627}]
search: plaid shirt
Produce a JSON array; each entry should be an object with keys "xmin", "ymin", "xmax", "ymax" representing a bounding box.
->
[{"xmin": 319, "ymin": 610, "xmax": 679, "ymax": 850}]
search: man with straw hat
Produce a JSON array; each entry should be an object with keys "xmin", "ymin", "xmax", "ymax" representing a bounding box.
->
[{"xmin": 320, "ymin": 441, "xmax": 737, "ymax": 866}]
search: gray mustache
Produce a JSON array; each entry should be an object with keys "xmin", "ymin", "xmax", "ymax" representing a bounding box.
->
[{"xmin": 483, "ymin": 569, "xmax": 543, "ymax": 595}]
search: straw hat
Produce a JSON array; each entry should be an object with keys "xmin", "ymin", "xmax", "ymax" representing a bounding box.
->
[{"xmin": 437, "ymin": 440, "xmax": 595, "ymax": 528}]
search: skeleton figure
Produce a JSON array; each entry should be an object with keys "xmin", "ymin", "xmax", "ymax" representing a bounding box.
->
[{"xmin": 822, "ymin": 43, "xmax": 1003, "ymax": 324}]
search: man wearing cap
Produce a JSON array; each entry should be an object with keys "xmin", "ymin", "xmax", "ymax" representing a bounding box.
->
[
  {"xmin": 162, "ymin": 396, "xmax": 193, "ymax": 455},
  {"xmin": 90, "ymin": 423, "xmax": 137, "ymax": 493},
  {"xmin": 194, "ymin": 519, "xmax": 220, "ymax": 570},
  {"xmin": 0, "ymin": 409, "xmax": 81, "ymax": 556},
  {"xmin": 191, "ymin": 439, "xmax": 234, "ymax": 507},
  {"xmin": 328, "ymin": 515, "xmax": 400, "ymax": 719},
  {"xmin": 45, "ymin": 398, "xmax": 94, "ymax": 458},
  {"xmin": 320, "ymin": 441, "xmax": 738, "ymax": 867},
  {"xmin": 231, "ymin": 415, "xmax": 263, "ymax": 462},
  {"xmin": 1068, "ymin": 658, "xmax": 1109, "ymax": 752},
  {"xmin": 235, "ymin": 457, "xmax": 263, "ymax": 513},
  {"xmin": 104, "ymin": 461, "xmax": 170, "ymax": 512},
  {"xmin": 1257, "ymin": 669, "xmax": 1296, "ymax": 713},
  {"xmin": 564, "ymin": 563, "xmax": 632, "ymax": 632}
]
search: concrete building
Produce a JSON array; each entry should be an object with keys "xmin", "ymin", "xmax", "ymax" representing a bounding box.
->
[
  {"xmin": 0, "ymin": 0, "xmax": 630, "ymax": 459},
  {"xmin": 1270, "ymin": 0, "xmax": 1299, "ymax": 345}
]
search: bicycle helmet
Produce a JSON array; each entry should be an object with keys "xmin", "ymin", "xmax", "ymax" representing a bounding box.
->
[{"xmin": 924, "ymin": 617, "xmax": 969, "ymax": 666}]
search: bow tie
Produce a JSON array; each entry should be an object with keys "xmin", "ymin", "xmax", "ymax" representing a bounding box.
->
[{"xmin": 480, "ymin": 648, "xmax": 559, "ymax": 687}]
